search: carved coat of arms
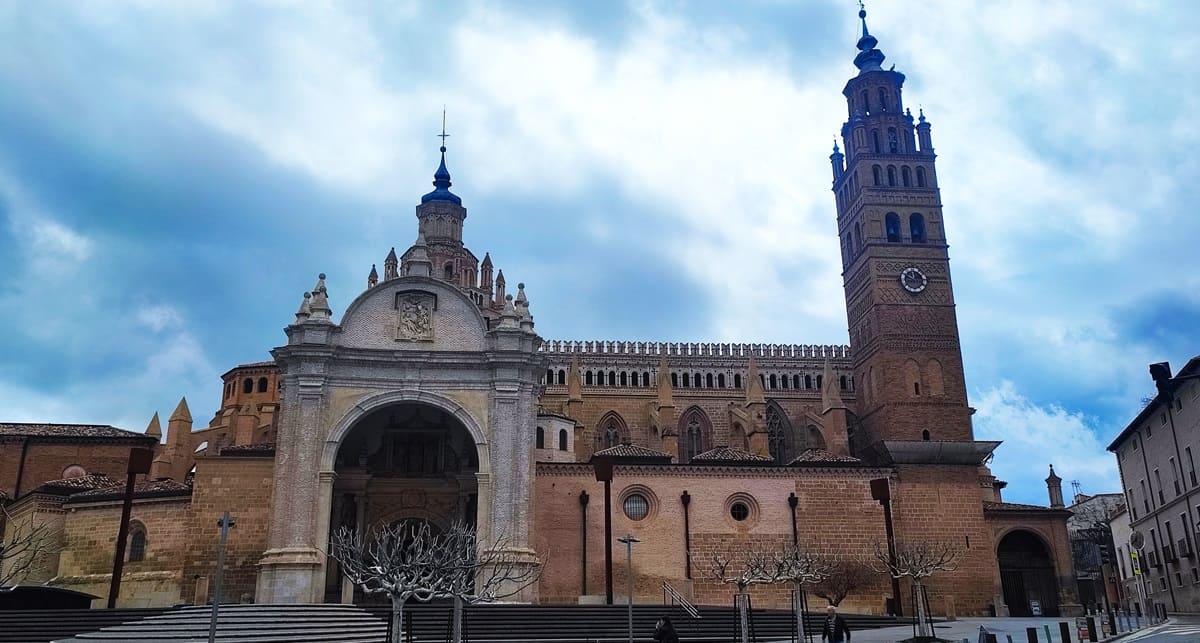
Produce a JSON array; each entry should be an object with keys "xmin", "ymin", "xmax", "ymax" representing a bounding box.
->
[{"xmin": 396, "ymin": 294, "xmax": 434, "ymax": 341}]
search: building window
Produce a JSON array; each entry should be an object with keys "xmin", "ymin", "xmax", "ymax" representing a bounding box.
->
[
  {"xmin": 769, "ymin": 374, "xmax": 778, "ymax": 389},
  {"xmin": 706, "ymin": 373, "xmax": 714, "ymax": 388},
  {"xmin": 585, "ymin": 371, "xmax": 594, "ymax": 386},
  {"xmin": 242, "ymin": 378, "xmax": 253, "ymax": 394},
  {"xmin": 902, "ymin": 166, "xmax": 911, "ymax": 187},
  {"xmin": 734, "ymin": 374, "xmax": 742, "ymax": 389},
  {"xmin": 62, "ymin": 465, "xmax": 87, "ymax": 479},
  {"xmin": 558, "ymin": 429, "xmax": 568, "ymax": 451},
  {"xmin": 910, "ymin": 213, "xmax": 927, "ymax": 243},
  {"xmin": 861, "ymin": 90, "xmax": 870, "ymax": 114},
  {"xmin": 878, "ymin": 88, "xmax": 888, "ymax": 112},
  {"xmin": 608, "ymin": 371, "xmax": 616, "ymax": 386},
  {"xmin": 916, "ymin": 166, "xmax": 927, "ymax": 187},
  {"xmin": 443, "ymin": 263, "xmax": 454, "ymax": 280},
  {"xmin": 535, "ymin": 427, "xmax": 544, "ymax": 449},
  {"xmin": 128, "ymin": 527, "xmax": 147, "ymax": 562},
  {"xmin": 642, "ymin": 372, "xmax": 650, "ymax": 386},
  {"xmin": 805, "ymin": 374, "xmax": 813, "ymax": 389},
  {"xmin": 620, "ymin": 371, "xmax": 628, "ymax": 386},
  {"xmin": 872, "ymin": 165, "xmax": 882, "ymax": 186},
  {"xmin": 872, "ymin": 129, "xmax": 881, "ymax": 154},
  {"xmin": 257, "ymin": 377, "xmax": 268, "ymax": 393},
  {"xmin": 718, "ymin": 373, "xmax": 726, "ymax": 388},
  {"xmin": 558, "ymin": 370, "xmax": 566, "ymax": 385},
  {"xmin": 885, "ymin": 213, "xmax": 901, "ymax": 242},
  {"xmin": 922, "ymin": 429, "xmax": 931, "ymax": 441},
  {"xmin": 887, "ymin": 165, "xmax": 897, "ymax": 186},
  {"xmin": 730, "ymin": 502, "xmax": 750, "ymax": 521},
  {"xmin": 623, "ymin": 493, "xmax": 649, "ymax": 521},
  {"xmin": 888, "ymin": 127, "xmax": 899, "ymax": 153},
  {"xmin": 840, "ymin": 375, "xmax": 848, "ymax": 390}
]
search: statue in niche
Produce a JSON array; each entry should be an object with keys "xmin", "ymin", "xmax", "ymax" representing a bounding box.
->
[{"xmin": 397, "ymin": 295, "xmax": 434, "ymax": 341}]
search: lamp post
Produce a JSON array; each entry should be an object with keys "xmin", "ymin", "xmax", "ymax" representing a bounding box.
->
[{"xmin": 618, "ymin": 534, "xmax": 640, "ymax": 643}]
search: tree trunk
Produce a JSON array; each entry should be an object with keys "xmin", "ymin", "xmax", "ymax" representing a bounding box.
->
[
  {"xmin": 792, "ymin": 586, "xmax": 808, "ymax": 643},
  {"xmin": 390, "ymin": 595, "xmax": 405, "ymax": 643},
  {"xmin": 453, "ymin": 595, "xmax": 464, "ymax": 643},
  {"xmin": 737, "ymin": 591, "xmax": 750, "ymax": 643},
  {"xmin": 913, "ymin": 582, "xmax": 931, "ymax": 638}
]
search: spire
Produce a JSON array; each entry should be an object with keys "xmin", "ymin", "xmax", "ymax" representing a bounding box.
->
[
  {"xmin": 745, "ymin": 357, "xmax": 765, "ymax": 404},
  {"xmin": 515, "ymin": 282, "xmax": 534, "ymax": 330},
  {"xmin": 294, "ymin": 291, "xmax": 312, "ymax": 323},
  {"xmin": 367, "ymin": 264, "xmax": 379, "ymax": 288},
  {"xmin": 1046, "ymin": 464, "xmax": 1065, "ymax": 507},
  {"xmin": 308, "ymin": 273, "xmax": 332, "ymax": 321},
  {"xmin": 170, "ymin": 397, "xmax": 192, "ymax": 423},
  {"xmin": 384, "ymin": 247, "xmax": 399, "ymax": 280},
  {"xmin": 421, "ymin": 113, "xmax": 462, "ymax": 205},
  {"xmin": 481, "ymin": 252, "xmax": 492, "ymax": 268},
  {"xmin": 145, "ymin": 412, "xmax": 162, "ymax": 439},
  {"xmin": 403, "ymin": 231, "xmax": 433, "ymax": 277},
  {"xmin": 853, "ymin": 2, "xmax": 886, "ymax": 73},
  {"xmin": 821, "ymin": 359, "xmax": 847, "ymax": 413},
  {"xmin": 657, "ymin": 354, "xmax": 674, "ymax": 406},
  {"xmin": 498, "ymin": 294, "xmax": 520, "ymax": 329}
]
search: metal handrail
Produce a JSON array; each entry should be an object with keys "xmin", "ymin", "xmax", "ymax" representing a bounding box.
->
[{"xmin": 662, "ymin": 581, "xmax": 701, "ymax": 619}]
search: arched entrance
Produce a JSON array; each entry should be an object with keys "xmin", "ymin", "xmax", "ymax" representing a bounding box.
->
[
  {"xmin": 325, "ymin": 402, "xmax": 481, "ymax": 603},
  {"xmin": 998, "ymin": 530, "xmax": 1060, "ymax": 617}
]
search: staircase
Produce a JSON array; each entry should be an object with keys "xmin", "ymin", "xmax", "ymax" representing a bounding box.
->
[
  {"xmin": 51, "ymin": 604, "xmax": 386, "ymax": 643},
  {"xmin": 0, "ymin": 608, "xmax": 168, "ymax": 643}
]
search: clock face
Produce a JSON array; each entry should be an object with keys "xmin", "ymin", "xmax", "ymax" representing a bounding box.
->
[{"xmin": 899, "ymin": 267, "xmax": 928, "ymax": 293}]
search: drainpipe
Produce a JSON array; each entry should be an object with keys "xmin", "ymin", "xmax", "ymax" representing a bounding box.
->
[
  {"xmin": 788, "ymin": 492, "xmax": 799, "ymax": 546},
  {"xmin": 579, "ymin": 490, "xmax": 589, "ymax": 596},
  {"xmin": 681, "ymin": 490, "xmax": 692, "ymax": 579},
  {"xmin": 13, "ymin": 437, "xmax": 30, "ymax": 498}
]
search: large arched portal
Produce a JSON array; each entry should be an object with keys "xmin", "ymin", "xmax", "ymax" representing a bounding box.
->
[
  {"xmin": 325, "ymin": 402, "xmax": 481, "ymax": 603},
  {"xmin": 998, "ymin": 530, "xmax": 1060, "ymax": 617}
]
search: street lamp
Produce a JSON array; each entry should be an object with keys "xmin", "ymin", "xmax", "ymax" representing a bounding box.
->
[{"xmin": 618, "ymin": 534, "xmax": 640, "ymax": 643}]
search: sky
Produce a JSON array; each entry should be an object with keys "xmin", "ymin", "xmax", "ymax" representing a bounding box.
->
[{"xmin": 0, "ymin": 0, "xmax": 1196, "ymax": 506}]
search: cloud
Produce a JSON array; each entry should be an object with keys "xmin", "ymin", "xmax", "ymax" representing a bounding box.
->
[
  {"xmin": 974, "ymin": 381, "xmax": 1120, "ymax": 504},
  {"xmin": 136, "ymin": 304, "xmax": 183, "ymax": 332}
]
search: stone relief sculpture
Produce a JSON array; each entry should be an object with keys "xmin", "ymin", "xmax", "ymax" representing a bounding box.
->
[{"xmin": 397, "ymin": 295, "xmax": 434, "ymax": 341}]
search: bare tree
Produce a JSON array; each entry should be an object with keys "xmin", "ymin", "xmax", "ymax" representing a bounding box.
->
[
  {"xmin": 709, "ymin": 551, "xmax": 776, "ymax": 643},
  {"xmin": 328, "ymin": 520, "xmax": 540, "ymax": 643},
  {"xmin": 763, "ymin": 545, "xmax": 835, "ymax": 643},
  {"xmin": 810, "ymin": 558, "xmax": 872, "ymax": 608},
  {"xmin": 868, "ymin": 540, "xmax": 959, "ymax": 638},
  {"xmin": 1, "ymin": 504, "xmax": 61, "ymax": 589}
]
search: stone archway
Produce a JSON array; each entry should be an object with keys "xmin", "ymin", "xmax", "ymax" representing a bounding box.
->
[{"xmin": 998, "ymin": 529, "xmax": 1061, "ymax": 617}]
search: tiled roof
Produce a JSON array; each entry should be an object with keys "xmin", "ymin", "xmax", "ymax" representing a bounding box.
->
[
  {"xmin": 592, "ymin": 444, "xmax": 673, "ymax": 460},
  {"xmin": 34, "ymin": 474, "xmax": 122, "ymax": 495},
  {"xmin": 68, "ymin": 478, "xmax": 192, "ymax": 502},
  {"xmin": 691, "ymin": 447, "xmax": 772, "ymax": 463},
  {"xmin": 787, "ymin": 449, "xmax": 862, "ymax": 465},
  {"xmin": 0, "ymin": 423, "xmax": 151, "ymax": 441},
  {"xmin": 983, "ymin": 501, "xmax": 1065, "ymax": 512},
  {"xmin": 219, "ymin": 442, "xmax": 276, "ymax": 457}
]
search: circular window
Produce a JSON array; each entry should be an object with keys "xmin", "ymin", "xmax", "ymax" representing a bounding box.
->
[
  {"xmin": 61, "ymin": 465, "xmax": 87, "ymax": 479},
  {"xmin": 730, "ymin": 501, "xmax": 750, "ymax": 521},
  {"xmin": 623, "ymin": 493, "xmax": 650, "ymax": 521}
]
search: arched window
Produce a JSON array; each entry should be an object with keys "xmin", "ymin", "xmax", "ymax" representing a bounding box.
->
[
  {"xmin": 718, "ymin": 373, "xmax": 726, "ymax": 388},
  {"xmin": 620, "ymin": 371, "xmax": 628, "ymax": 386},
  {"xmin": 885, "ymin": 213, "xmax": 901, "ymax": 242},
  {"xmin": 224, "ymin": 384, "xmax": 231, "ymax": 399},
  {"xmin": 887, "ymin": 166, "xmax": 897, "ymax": 187},
  {"xmin": 608, "ymin": 371, "xmax": 616, "ymax": 386},
  {"xmin": 242, "ymin": 378, "xmax": 253, "ymax": 394},
  {"xmin": 443, "ymin": 263, "xmax": 454, "ymax": 280},
  {"xmin": 872, "ymin": 165, "xmax": 882, "ymax": 186},
  {"xmin": 805, "ymin": 374, "xmax": 813, "ymax": 389},
  {"xmin": 816, "ymin": 374, "xmax": 823, "ymax": 389},
  {"xmin": 642, "ymin": 372, "xmax": 651, "ymax": 386},
  {"xmin": 585, "ymin": 371, "xmax": 594, "ymax": 386},
  {"xmin": 840, "ymin": 375, "xmax": 848, "ymax": 390},
  {"xmin": 734, "ymin": 374, "xmax": 743, "ymax": 389},
  {"xmin": 597, "ymin": 413, "xmax": 627, "ymax": 450},
  {"xmin": 535, "ymin": 427, "xmax": 545, "ymax": 449},
  {"xmin": 679, "ymin": 407, "xmax": 711, "ymax": 464},
  {"xmin": 906, "ymin": 359, "xmax": 922, "ymax": 396},
  {"xmin": 860, "ymin": 90, "xmax": 870, "ymax": 114},
  {"xmin": 671, "ymin": 372, "xmax": 679, "ymax": 387},
  {"xmin": 916, "ymin": 166, "xmax": 927, "ymax": 187},
  {"xmin": 922, "ymin": 429, "xmax": 931, "ymax": 441},
  {"xmin": 257, "ymin": 377, "xmax": 268, "ymax": 393},
  {"xmin": 902, "ymin": 166, "xmax": 912, "ymax": 187},
  {"xmin": 694, "ymin": 373, "xmax": 702, "ymax": 388},
  {"xmin": 888, "ymin": 127, "xmax": 899, "ymax": 153},
  {"xmin": 766, "ymin": 402, "xmax": 795, "ymax": 465},
  {"xmin": 793, "ymin": 374, "xmax": 801, "ymax": 389},
  {"xmin": 681, "ymin": 373, "xmax": 690, "ymax": 388},
  {"xmin": 910, "ymin": 213, "xmax": 926, "ymax": 243},
  {"xmin": 546, "ymin": 369, "xmax": 554, "ymax": 383},
  {"xmin": 557, "ymin": 370, "xmax": 566, "ymax": 385},
  {"xmin": 558, "ymin": 429, "xmax": 568, "ymax": 451},
  {"xmin": 781, "ymin": 374, "xmax": 789, "ymax": 389},
  {"xmin": 128, "ymin": 526, "xmax": 147, "ymax": 563},
  {"xmin": 769, "ymin": 374, "xmax": 778, "ymax": 389},
  {"xmin": 871, "ymin": 129, "xmax": 881, "ymax": 154},
  {"xmin": 706, "ymin": 373, "xmax": 714, "ymax": 388}
]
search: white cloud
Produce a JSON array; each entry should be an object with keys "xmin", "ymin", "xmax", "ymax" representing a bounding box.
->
[
  {"xmin": 136, "ymin": 304, "xmax": 183, "ymax": 332},
  {"xmin": 974, "ymin": 381, "xmax": 1120, "ymax": 504}
]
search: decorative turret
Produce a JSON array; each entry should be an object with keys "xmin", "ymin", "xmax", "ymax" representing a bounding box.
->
[
  {"xmin": 853, "ymin": 4, "xmax": 886, "ymax": 74},
  {"xmin": 293, "ymin": 292, "xmax": 312, "ymax": 324},
  {"xmin": 402, "ymin": 231, "xmax": 433, "ymax": 277},
  {"xmin": 819, "ymin": 359, "xmax": 851, "ymax": 456},
  {"xmin": 163, "ymin": 397, "xmax": 193, "ymax": 482},
  {"xmin": 384, "ymin": 247, "xmax": 399, "ymax": 280},
  {"xmin": 494, "ymin": 270, "xmax": 506, "ymax": 306},
  {"xmin": 145, "ymin": 412, "xmax": 162, "ymax": 440},
  {"xmin": 744, "ymin": 357, "xmax": 769, "ymax": 457},
  {"xmin": 367, "ymin": 264, "xmax": 378, "ymax": 288},
  {"xmin": 498, "ymin": 294, "xmax": 520, "ymax": 329},
  {"xmin": 829, "ymin": 140, "xmax": 845, "ymax": 182},
  {"xmin": 1046, "ymin": 464, "xmax": 1065, "ymax": 508},
  {"xmin": 916, "ymin": 108, "xmax": 934, "ymax": 154},
  {"xmin": 515, "ymin": 283, "xmax": 534, "ymax": 331},
  {"xmin": 480, "ymin": 253, "xmax": 494, "ymax": 296},
  {"xmin": 308, "ymin": 273, "xmax": 332, "ymax": 322},
  {"xmin": 421, "ymin": 144, "xmax": 462, "ymax": 205}
]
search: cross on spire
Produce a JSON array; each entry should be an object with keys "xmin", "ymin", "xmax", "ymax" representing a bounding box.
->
[{"xmin": 438, "ymin": 108, "xmax": 450, "ymax": 151}]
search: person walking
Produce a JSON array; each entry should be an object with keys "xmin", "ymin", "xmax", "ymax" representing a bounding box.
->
[
  {"xmin": 652, "ymin": 614, "xmax": 679, "ymax": 643},
  {"xmin": 821, "ymin": 605, "xmax": 851, "ymax": 643}
]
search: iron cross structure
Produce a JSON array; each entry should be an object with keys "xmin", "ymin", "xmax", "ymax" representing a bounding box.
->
[{"xmin": 208, "ymin": 512, "xmax": 236, "ymax": 643}]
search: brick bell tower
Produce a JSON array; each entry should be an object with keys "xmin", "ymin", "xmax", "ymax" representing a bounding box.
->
[{"xmin": 831, "ymin": 7, "xmax": 974, "ymax": 453}]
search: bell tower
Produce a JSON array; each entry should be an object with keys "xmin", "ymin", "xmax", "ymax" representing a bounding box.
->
[{"xmin": 831, "ymin": 6, "xmax": 973, "ymax": 452}]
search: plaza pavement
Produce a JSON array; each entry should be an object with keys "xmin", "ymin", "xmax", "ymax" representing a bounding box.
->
[{"xmin": 766, "ymin": 616, "xmax": 1161, "ymax": 643}]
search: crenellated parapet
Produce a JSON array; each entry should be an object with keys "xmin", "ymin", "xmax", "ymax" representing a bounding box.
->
[{"xmin": 539, "ymin": 340, "xmax": 850, "ymax": 359}]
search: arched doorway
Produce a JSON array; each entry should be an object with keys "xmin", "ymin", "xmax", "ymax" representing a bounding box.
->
[
  {"xmin": 325, "ymin": 402, "xmax": 480, "ymax": 603},
  {"xmin": 998, "ymin": 530, "xmax": 1060, "ymax": 617}
]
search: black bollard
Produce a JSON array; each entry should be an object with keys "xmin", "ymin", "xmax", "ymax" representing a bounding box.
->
[
  {"xmin": 1059, "ymin": 621, "xmax": 1072, "ymax": 643},
  {"xmin": 1026, "ymin": 626, "xmax": 1038, "ymax": 643},
  {"xmin": 1086, "ymin": 616, "xmax": 1098, "ymax": 642}
]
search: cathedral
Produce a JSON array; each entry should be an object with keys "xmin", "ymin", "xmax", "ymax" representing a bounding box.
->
[{"xmin": 0, "ymin": 9, "xmax": 1082, "ymax": 618}]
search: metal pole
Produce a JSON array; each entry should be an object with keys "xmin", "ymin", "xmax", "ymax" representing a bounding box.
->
[
  {"xmin": 107, "ymin": 447, "xmax": 152, "ymax": 608},
  {"xmin": 208, "ymin": 512, "xmax": 235, "ymax": 643},
  {"xmin": 881, "ymin": 497, "xmax": 902, "ymax": 616},
  {"xmin": 579, "ymin": 490, "xmax": 589, "ymax": 596},
  {"xmin": 618, "ymin": 534, "xmax": 639, "ymax": 643},
  {"xmin": 604, "ymin": 478, "xmax": 614, "ymax": 604},
  {"xmin": 681, "ymin": 491, "xmax": 692, "ymax": 579}
]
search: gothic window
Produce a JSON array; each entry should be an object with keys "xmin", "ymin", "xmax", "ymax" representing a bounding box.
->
[
  {"xmin": 766, "ymin": 402, "xmax": 795, "ymax": 465},
  {"xmin": 546, "ymin": 369, "xmax": 554, "ymax": 384},
  {"xmin": 620, "ymin": 371, "xmax": 628, "ymax": 386},
  {"xmin": 871, "ymin": 129, "xmax": 881, "ymax": 154},
  {"xmin": 872, "ymin": 165, "xmax": 882, "ymax": 186},
  {"xmin": 695, "ymin": 373, "xmax": 702, "ymax": 388},
  {"xmin": 878, "ymin": 88, "xmax": 888, "ymax": 112},
  {"xmin": 585, "ymin": 371, "xmax": 594, "ymax": 386},
  {"xmin": 887, "ymin": 166, "xmax": 897, "ymax": 187},
  {"xmin": 679, "ymin": 407, "xmax": 710, "ymax": 464},
  {"xmin": 128, "ymin": 527, "xmax": 147, "ymax": 562},
  {"xmin": 597, "ymin": 413, "xmax": 627, "ymax": 450},
  {"xmin": 885, "ymin": 213, "xmax": 901, "ymax": 242},
  {"xmin": 902, "ymin": 166, "xmax": 912, "ymax": 187},
  {"xmin": 718, "ymin": 373, "xmax": 726, "ymax": 388},
  {"xmin": 242, "ymin": 378, "xmax": 253, "ymax": 394},
  {"xmin": 706, "ymin": 373, "xmax": 714, "ymax": 388},
  {"xmin": 734, "ymin": 374, "xmax": 743, "ymax": 389},
  {"xmin": 536, "ymin": 427, "xmax": 545, "ymax": 449},
  {"xmin": 558, "ymin": 370, "xmax": 566, "ymax": 385},
  {"xmin": 805, "ymin": 374, "xmax": 813, "ymax": 389},
  {"xmin": 910, "ymin": 213, "xmax": 927, "ymax": 243},
  {"xmin": 558, "ymin": 429, "xmax": 568, "ymax": 451},
  {"xmin": 916, "ymin": 166, "xmax": 927, "ymax": 187},
  {"xmin": 888, "ymin": 127, "xmax": 899, "ymax": 153}
]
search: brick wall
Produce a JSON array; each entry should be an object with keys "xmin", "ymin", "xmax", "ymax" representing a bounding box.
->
[
  {"xmin": 182, "ymin": 455, "xmax": 275, "ymax": 603},
  {"xmin": 0, "ymin": 441, "xmax": 149, "ymax": 500}
]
